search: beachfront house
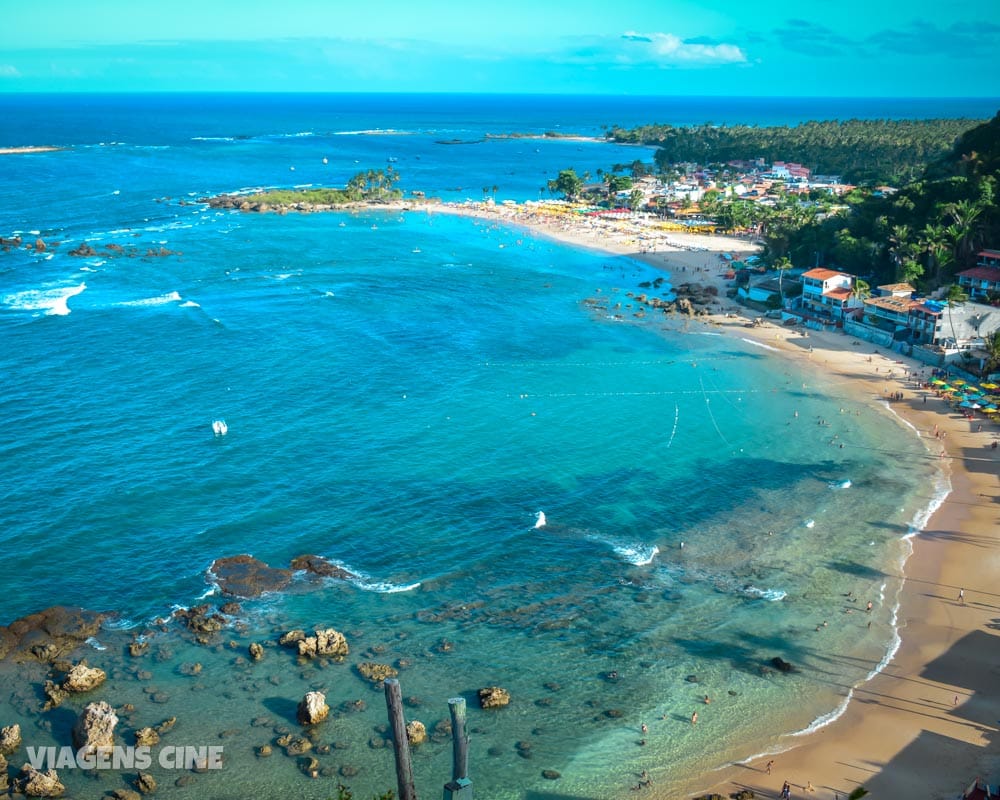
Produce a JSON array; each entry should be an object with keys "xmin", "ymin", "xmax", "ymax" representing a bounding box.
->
[
  {"xmin": 799, "ymin": 268, "xmax": 863, "ymax": 322},
  {"xmin": 956, "ymin": 250, "xmax": 1000, "ymax": 301}
]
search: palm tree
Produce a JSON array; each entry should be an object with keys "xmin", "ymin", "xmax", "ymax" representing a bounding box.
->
[{"xmin": 773, "ymin": 256, "xmax": 793, "ymax": 305}]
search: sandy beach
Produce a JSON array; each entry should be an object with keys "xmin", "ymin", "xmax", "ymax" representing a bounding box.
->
[{"xmin": 424, "ymin": 199, "xmax": 1000, "ymax": 799}]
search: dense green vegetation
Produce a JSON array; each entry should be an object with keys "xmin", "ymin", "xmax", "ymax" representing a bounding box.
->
[
  {"xmin": 607, "ymin": 118, "xmax": 987, "ymax": 185},
  {"xmin": 780, "ymin": 112, "xmax": 1000, "ymax": 290},
  {"xmin": 249, "ymin": 167, "xmax": 402, "ymax": 206}
]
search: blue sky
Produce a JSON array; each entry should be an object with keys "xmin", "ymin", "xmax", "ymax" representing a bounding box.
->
[{"xmin": 1, "ymin": 0, "xmax": 998, "ymax": 95}]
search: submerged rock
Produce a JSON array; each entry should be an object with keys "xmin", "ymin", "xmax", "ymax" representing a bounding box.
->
[
  {"xmin": 478, "ymin": 686, "xmax": 511, "ymax": 709},
  {"xmin": 770, "ymin": 656, "xmax": 794, "ymax": 673},
  {"xmin": 17, "ymin": 764, "xmax": 65, "ymax": 797},
  {"xmin": 134, "ymin": 771, "xmax": 157, "ymax": 794},
  {"xmin": 0, "ymin": 606, "xmax": 106, "ymax": 663},
  {"xmin": 210, "ymin": 555, "xmax": 292, "ymax": 598},
  {"xmin": 356, "ymin": 662, "xmax": 397, "ymax": 686},
  {"xmin": 290, "ymin": 554, "xmax": 357, "ymax": 580}
]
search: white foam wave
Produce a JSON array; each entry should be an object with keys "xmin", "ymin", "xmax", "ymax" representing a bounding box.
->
[
  {"xmin": 85, "ymin": 636, "xmax": 107, "ymax": 651},
  {"xmin": 319, "ymin": 558, "xmax": 421, "ymax": 593},
  {"xmin": 117, "ymin": 291, "xmax": 182, "ymax": 307},
  {"xmin": 2, "ymin": 282, "xmax": 86, "ymax": 316},
  {"xmin": 101, "ymin": 616, "xmax": 140, "ymax": 631},
  {"xmin": 743, "ymin": 585, "xmax": 787, "ymax": 601},
  {"xmin": 803, "ymin": 518, "xmax": 815, "ymax": 528},
  {"xmin": 740, "ymin": 337, "xmax": 781, "ymax": 352},
  {"xmin": 534, "ymin": 511, "xmax": 547, "ymax": 529},
  {"xmin": 180, "ymin": 300, "xmax": 201, "ymax": 308},
  {"xmin": 828, "ymin": 479, "xmax": 852, "ymax": 489},
  {"xmin": 191, "ymin": 136, "xmax": 236, "ymax": 142},
  {"xmin": 587, "ymin": 533, "xmax": 659, "ymax": 566}
]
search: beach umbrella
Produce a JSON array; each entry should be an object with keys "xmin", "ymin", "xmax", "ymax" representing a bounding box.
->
[
  {"xmin": 952, "ymin": 379, "xmax": 967, "ymax": 385},
  {"xmin": 971, "ymin": 403, "xmax": 982, "ymax": 409},
  {"xmin": 982, "ymin": 382, "xmax": 998, "ymax": 390},
  {"xmin": 959, "ymin": 400, "xmax": 973, "ymax": 407},
  {"xmin": 931, "ymin": 378, "xmax": 947, "ymax": 385}
]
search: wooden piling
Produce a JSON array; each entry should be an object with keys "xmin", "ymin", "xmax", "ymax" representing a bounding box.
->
[
  {"xmin": 384, "ymin": 678, "xmax": 417, "ymax": 800},
  {"xmin": 444, "ymin": 696, "xmax": 472, "ymax": 800}
]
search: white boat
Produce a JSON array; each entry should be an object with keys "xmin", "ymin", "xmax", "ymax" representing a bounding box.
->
[{"xmin": 212, "ymin": 419, "xmax": 228, "ymax": 435}]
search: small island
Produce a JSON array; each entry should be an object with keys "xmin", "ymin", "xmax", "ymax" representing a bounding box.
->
[{"xmin": 202, "ymin": 167, "xmax": 404, "ymax": 212}]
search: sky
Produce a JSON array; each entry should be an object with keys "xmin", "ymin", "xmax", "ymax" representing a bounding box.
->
[{"xmin": 1, "ymin": 0, "xmax": 998, "ymax": 96}]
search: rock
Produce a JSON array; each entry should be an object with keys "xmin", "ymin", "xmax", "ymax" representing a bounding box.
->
[
  {"xmin": 154, "ymin": 717, "xmax": 176, "ymax": 735},
  {"xmin": 68, "ymin": 243, "xmax": 97, "ymax": 257},
  {"xmin": 17, "ymin": 764, "xmax": 65, "ymax": 797},
  {"xmin": 278, "ymin": 630, "xmax": 306, "ymax": 648},
  {"xmin": 255, "ymin": 745, "xmax": 272, "ymax": 758},
  {"xmin": 129, "ymin": 641, "xmax": 149, "ymax": 657},
  {"xmin": 0, "ymin": 606, "xmax": 106, "ymax": 663},
  {"xmin": 289, "ymin": 554, "xmax": 357, "ymax": 580},
  {"xmin": 478, "ymin": 686, "xmax": 511, "ymax": 709},
  {"xmin": 0, "ymin": 724, "xmax": 22, "ymax": 754},
  {"xmin": 355, "ymin": 662, "xmax": 397, "ymax": 686},
  {"xmin": 134, "ymin": 771, "xmax": 157, "ymax": 794},
  {"xmin": 72, "ymin": 701, "xmax": 118, "ymax": 753},
  {"xmin": 219, "ymin": 602, "xmax": 242, "ymax": 616},
  {"xmin": 34, "ymin": 238, "xmax": 46, "ymax": 252},
  {"xmin": 542, "ymin": 769, "xmax": 561, "ymax": 780},
  {"xmin": 298, "ymin": 629, "xmax": 349, "ymax": 659},
  {"xmin": 62, "ymin": 662, "xmax": 106, "ymax": 692},
  {"xmin": 405, "ymin": 720, "xmax": 426, "ymax": 746},
  {"xmin": 297, "ymin": 691, "xmax": 329, "ymax": 725},
  {"xmin": 248, "ymin": 642, "xmax": 264, "ymax": 661},
  {"xmin": 135, "ymin": 727, "xmax": 159, "ymax": 747},
  {"xmin": 210, "ymin": 555, "xmax": 292, "ymax": 598},
  {"xmin": 172, "ymin": 605, "xmax": 227, "ymax": 638},
  {"xmin": 770, "ymin": 657, "xmax": 794, "ymax": 673},
  {"xmin": 109, "ymin": 790, "xmax": 142, "ymax": 800},
  {"xmin": 281, "ymin": 736, "xmax": 312, "ymax": 756}
]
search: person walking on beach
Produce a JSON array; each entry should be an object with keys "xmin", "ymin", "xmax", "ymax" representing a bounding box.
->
[
  {"xmin": 958, "ymin": 588, "xmax": 965, "ymax": 604},
  {"xmin": 765, "ymin": 759, "xmax": 774, "ymax": 775}
]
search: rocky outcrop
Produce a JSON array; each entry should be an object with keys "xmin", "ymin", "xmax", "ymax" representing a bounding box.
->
[
  {"xmin": 134, "ymin": 770, "xmax": 157, "ymax": 794},
  {"xmin": 0, "ymin": 606, "xmax": 106, "ymax": 663},
  {"xmin": 478, "ymin": 686, "xmax": 511, "ymax": 709},
  {"xmin": 297, "ymin": 691, "xmax": 329, "ymax": 725},
  {"xmin": 289, "ymin": 554, "xmax": 357, "ymax": 580},
  {"xmin": 172, "ymin": 605, "xmax": 226, "ymax": 637},
  {"xmin": 405, "ymin": 720, "xmax": 426, "ymax": 746},
  {"xmin": 72, "ymin": 701, "xmax": 118, "ymax": 753},
  {"xmin": 0, "ymin": 724, "xmax": 21, "ymax": 755},
  {"xmin": 134, "ymin": 727, "xmax": 159, "ymax": 747},
  {"xmin": 210, "ymin": 555, "xmax": 292, "ymax": 598},
  {"xmin": 248, "ymin": 642, "xmax": 264, "ymax": 661},
  {"xmin": 62, "ymin": 662, "xmax": 106, "ymax": 693},
  {"xmin": 770, "ymin": 656, "xmax": 794, "ymax": 673},
  {"xmin": 278, "ymin": 630, "xmax": 305, "ymax": 648},
  {"xmin": 17, "ymin": 764, "xmax": 65, "ymax": 797},
  {"xmin": 297, "ymin": 629, "xmax": 349, "ymax": 660},
  {"xmin": 356, "ymin": 662, "xmax": 397, "ymax": 686}
]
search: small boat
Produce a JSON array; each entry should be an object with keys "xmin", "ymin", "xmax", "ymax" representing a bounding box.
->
[{"xmin": 212, "ymin": 419, "xmax": 228, "ymax": 436}]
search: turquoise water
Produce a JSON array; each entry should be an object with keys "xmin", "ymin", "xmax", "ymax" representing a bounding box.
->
[{"xmin": 0, "ymin": 95, "xmax": 951, "ymax": 799}]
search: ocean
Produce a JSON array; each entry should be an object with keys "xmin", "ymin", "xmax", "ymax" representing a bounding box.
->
[{"xmin": 0, "ymin": 93, "xmax": 986, "ymax": 799}]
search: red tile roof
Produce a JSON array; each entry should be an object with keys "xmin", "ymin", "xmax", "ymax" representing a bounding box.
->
[
  {"xmin": 803, "ymin": 268, "xmax": 849, "ymax": 281},
  {"xmin": 958, "ymin": 266, "xmax": 1000, "ymax": 282},
  {"xmin": 824, "ymin": 287, "xmax": 853, "ymax": 301}
]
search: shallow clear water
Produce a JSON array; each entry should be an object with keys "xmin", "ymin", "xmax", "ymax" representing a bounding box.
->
[{"xmin": 0, "ymin": 94, "xmax": 954, "ymax": 799}]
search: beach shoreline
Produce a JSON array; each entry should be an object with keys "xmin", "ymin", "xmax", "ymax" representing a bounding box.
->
[{"xmin": 415, "ymin": 198, "xmax": 1000, "ymax": 798}]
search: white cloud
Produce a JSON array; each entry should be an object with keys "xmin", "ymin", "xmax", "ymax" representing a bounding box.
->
[{"xmin": 621, "ymin": 31, "xmax": 746, "ymax": 65}]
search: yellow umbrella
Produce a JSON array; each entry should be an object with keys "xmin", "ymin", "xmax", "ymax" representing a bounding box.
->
[{"xmin": 982, "ymin": 382, "xmax": 999, "ymax": 390}]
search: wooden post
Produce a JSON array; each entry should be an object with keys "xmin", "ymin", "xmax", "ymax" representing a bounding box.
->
[
  {"xmin": 384, "ymin": 678, "xmax": 417, "ymax": 800},
  {"xmin": 443, "ymin": 696, "xmax": 472, "ymax": 800}
]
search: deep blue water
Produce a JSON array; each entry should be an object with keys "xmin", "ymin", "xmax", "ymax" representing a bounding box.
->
[{"xmin": 0, "ymin": 94, "xmax": 955, "ymax": 799}]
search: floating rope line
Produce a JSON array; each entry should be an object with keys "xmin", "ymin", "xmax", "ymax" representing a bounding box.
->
[
  {"xmin": 510, "ymin": 388, "xmax": 763, "ymax": 399},
  {"xmin": 700, "ymin": 375, "xmax": 731, "ymax": 447},
  {"xmin": 666, "ymin": 403, "xmax": 680, "ymax": 448}
]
